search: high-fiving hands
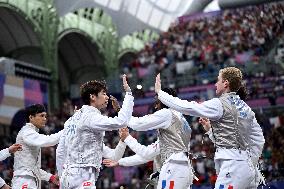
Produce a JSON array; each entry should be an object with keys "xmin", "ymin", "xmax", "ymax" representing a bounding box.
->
[
  {"xmin": 110, "ymin": 95, "xmax": 121, "ymax": 112},
  {"xmin": 122, "ymin": 74, "xmax": 131, "ymax": 93},
  {"xmin": 119, "ymin": 127, "xmax": 129, "ymax": 142},
  {"xmin": 155, "ymin": 73, "xmax": 161, "ymax": 94}
]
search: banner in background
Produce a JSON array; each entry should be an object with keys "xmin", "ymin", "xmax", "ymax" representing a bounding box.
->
[{"xmin": 0, "ymin": 74, "xmax": 48, "ymax": 125}]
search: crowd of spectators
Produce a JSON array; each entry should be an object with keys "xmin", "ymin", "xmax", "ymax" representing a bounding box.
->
[{"xmin": 121, "ymin": 2, "xmax": 284, "ymax": 89}]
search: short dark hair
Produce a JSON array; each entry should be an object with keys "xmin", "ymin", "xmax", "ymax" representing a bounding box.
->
[
  {"xmin": 25, "ymin": 104, "xmax": 46, "ymax": 123},
  {"xmin": 163, "ymin": 88, "xmax": 177, "ymax": 97},
  {"xmin": 159, "ymin": 88, "xmax": 177, "ymax": 109},
  {"xmin": 80, "ymin": 80, "xmax": 107, "ymax": 105}
]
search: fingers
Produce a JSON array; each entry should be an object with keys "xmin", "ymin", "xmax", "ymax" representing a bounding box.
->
[
  {"xmin": 122, "ymin": 74, "xmax": 127, "ymax": 85},
  {"xmin": 122, "ymin": 74, "xmax": 128, "ymax": 88},
  {"xmin": 155, "ymin": 73, "xmax": 161, "ymax": 93},
  {"xmin": 14, "ymin": 144, "xmax": 22, "ymax": 149},
  {"xmin": 9, "ymin": 144, "xmax": 22, "ymax": 153},
  {"xmin": 110, "ymin": 95, "xmax": 119, "ymax": 105},
  {"xmin": 110, "ymin": 95, "xmax": 117, "ymax": 101},
  {"xmin": 199, "ymin": 117, "xmax": 208, "ymax": 123},
  {"xmin": 156, "ymin": 73, "xmax": 160, "ymax": 83},
  {"xmin": 122, "ymin": 74, "xmax": 131, "ymax": 92},
  {"xmin": 102, "ymin": 159, "xmax": 114, "ymax": 167},
  {"xmin": 103, "ymin": 159, "xmax": 112, "ymax": 164},
  {"xmin": 120, "ymin": 127, "xmax": 128, "ymax": 132}
]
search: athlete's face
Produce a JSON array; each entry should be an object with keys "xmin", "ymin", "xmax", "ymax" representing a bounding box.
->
[
  {"xmin": 30, "ymin": 112, "xmax": 47, "ymax": 128},
  {"xmin": 215, "ymin": 73, "xmax": 228, "ymax": 96},
  {"xmin": 94, "ymin": 90, "xmax": 109, "ymax": 110}
]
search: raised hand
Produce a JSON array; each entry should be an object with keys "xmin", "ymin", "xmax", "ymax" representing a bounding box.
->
[
  {"xmin": 119, "ymin": 127, "xmax": 129, "ymax": 142},
  {"xmin": 103, "ymin": 159, "xmax": 119, "ymax": 167},
  {"xmin": 155, "ymin": 73, "xmax": 161, "ymax": 94},
  {"xmin": 8, "ymin": 144, "xmax": 22, "ymax": 154},
  {"xmin": 122, "ymin": 74, "xmax": 131, "ymax": 93},
  {"xmin": 110, "ymin": 95, "xmax": 121, "ymax": 112},
  {"xmin": 198, "ymin": 117, "xmax": 211, "ymax": 132}
]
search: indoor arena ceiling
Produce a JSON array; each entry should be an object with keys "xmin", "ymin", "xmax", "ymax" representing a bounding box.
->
[
  {"xmin": 0, "ymin": 7, "xmax": 41, "ymax": 60},
  {"xmin": 54, "ymin": 0, "xmax": 283, "ymax": 36},
  {"xmin": 54, "ymin": 0, "xmax": 219, "ymax": 36}
]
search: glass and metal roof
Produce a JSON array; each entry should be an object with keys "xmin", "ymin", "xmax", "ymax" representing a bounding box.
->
[{"xmin": 54, "ymin": 0, "xmax": 198, "ymax": 36}]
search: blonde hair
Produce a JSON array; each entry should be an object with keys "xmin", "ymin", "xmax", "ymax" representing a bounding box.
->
[{"xmin": 219, "ymin": 67, "xmax": 242, "ymax": 92}]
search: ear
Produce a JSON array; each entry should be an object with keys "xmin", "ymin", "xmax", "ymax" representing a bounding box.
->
[
  {"xmin": 29, "ymin": 115, "xmax": 33, "ymax": 121},
  {"xmin": 223, "ymin": 79, "xmax": 229, "ymax": 88},
  {"xmin": 90, "ymin": 94, "xmax": 96, "ymax": 102}
]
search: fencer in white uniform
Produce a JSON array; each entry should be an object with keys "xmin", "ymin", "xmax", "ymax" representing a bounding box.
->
[
  {"xmin": 57, "ymin": 75, "xmax": 134, "ymax": 189},
  {"xmin": 127, "ymin": 88, "xmax": 194, "ymax": 189},
  {"xmin": 56, "ymin": 134, "xmax": 127, "ymax": 178},
  {"xmin": 12, "ymin": 104, "xmax": 62, "ymax": 189},
  {"xmin": 155, "ymin": 67, "xmax": 265, "ymax": 189}
]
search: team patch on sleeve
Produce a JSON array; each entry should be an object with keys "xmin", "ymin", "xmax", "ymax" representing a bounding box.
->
[{"xmin": 22, "ymin": 184, "xmax": 28, "ymax": 189}]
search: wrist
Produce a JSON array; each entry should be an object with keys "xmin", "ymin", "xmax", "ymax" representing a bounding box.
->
[
  {"xmin": 123, "ymin": 135, "xmax": 132, "ymax": 144},
  {"xmin": 7, "ymin": 147, "xmax": 12, "ymax": 154}
]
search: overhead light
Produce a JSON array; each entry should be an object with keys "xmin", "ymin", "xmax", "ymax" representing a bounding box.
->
[{"xmin": 137, "ymin": 85, "xmax": 142, "ymax": 89}]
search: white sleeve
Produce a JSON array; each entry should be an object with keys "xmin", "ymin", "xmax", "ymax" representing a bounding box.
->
[
  {"xmin": 56, "ymin": 129, "xmax": 67, "ymax": 177},
  {"xmin": 124, "ymin": 135, "xmax": 160, "ymax": 159},
  {"xmin": 39, "ymin": 169, "xmax": 52, "ymax": 181},
  {"xmin": 0, "ymin": 177, "xmax": 5, "ymax": 188},
  {"xmin": 86, "ymin": 93, "xmax": 134, "ymax": 131},
  {"xmin": 103, "ymin": 141, "xmax": 126, "ymax": 161},
  {"xmin": 158, "ymin": 90, "xmax": 223, "ymax": 120},
  {"xmin": 118, "ymin": 154, "xmax": 152, "ymax": 166},
  {"xmin": 249, "ymin": 118, "xmax": 265, "ymax": 164},
  {"xmin": 0, "ymin": 148, "xmax": 10, "ymax": 161},
  {"xmin": 128, "ymin": 109, "xmax": 172, "ymax": 131},
  {"xmin": 205, "ymin": 128, "xmax": 215, "ymax": 143},
  {"xmin": 22, "ymin": 129, "xmax": 63, "ymax": 147}
]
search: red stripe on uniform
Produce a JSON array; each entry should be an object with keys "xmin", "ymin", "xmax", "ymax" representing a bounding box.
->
[
  {"xmin": 169, "ymin": 181, "xmax": 174, "ymax": 189},
  {"xmin": 228, "ymin": 185, "xmax": 233, "ymax": 189}
]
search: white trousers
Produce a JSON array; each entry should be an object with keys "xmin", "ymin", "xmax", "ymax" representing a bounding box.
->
[
  {"xmin": 12, "ymin": 175, "xmax": 38, "ymax": 189},
  {"xmin": 214, "ymin": 159, "xmax": 255, "ymax": 189},
  {"xmin": 157, "ymin": 161, "xmax": 193, "ymax": 189},
  {"xmin": 60, "ymin": 167, "xmax": 98, "ymax": 189}
]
